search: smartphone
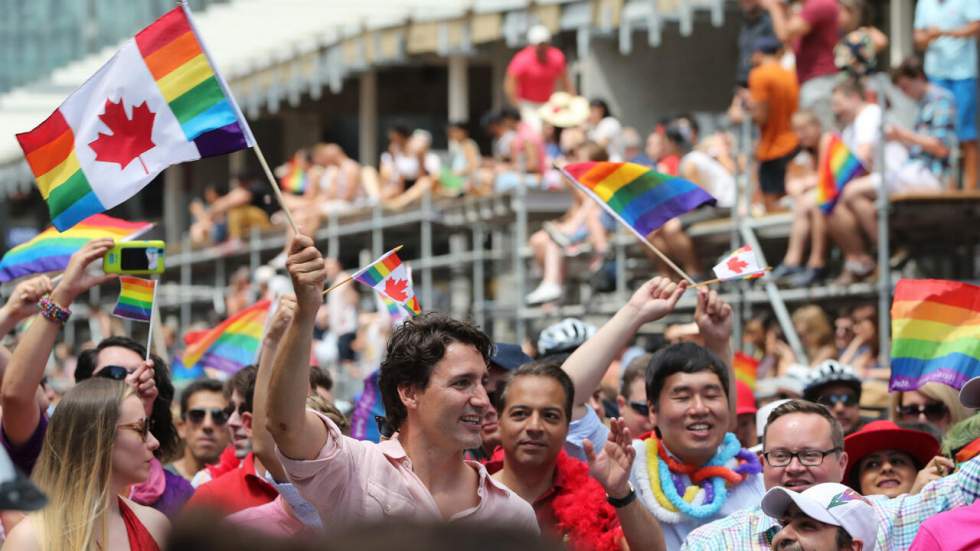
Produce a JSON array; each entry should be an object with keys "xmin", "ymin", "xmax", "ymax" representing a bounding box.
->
[{"xmin": 103, "ymin": 241, "xmax": 166, "ymax": 275}]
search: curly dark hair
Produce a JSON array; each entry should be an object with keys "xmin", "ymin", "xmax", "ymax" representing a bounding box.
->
[
  {"xmin": 75, "ymin": 336, "xmax": 180, "ymax": 462},
  {"xmin": 378, "ymin": 313, "xmax": 493, "ymax": 431}
]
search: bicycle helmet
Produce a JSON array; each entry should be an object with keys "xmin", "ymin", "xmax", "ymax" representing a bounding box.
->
[
  {"xmin": 537, "ymin": 318, "xmax": 597, "ymax": 357},
  {"xmin": 803, "ymin": 360, "xmax": 862, "ymax": 402}
]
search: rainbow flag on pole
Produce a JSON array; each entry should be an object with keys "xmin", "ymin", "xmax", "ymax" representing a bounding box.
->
[
  {"xmin": 889, "ymin": 279, "xmax": 980, "ymax": 391},
  {"xmin": 560, "ymin": 162, "xmax": 715, "ymax": 238},
  {"xmin": 181, "ymin": 300, "xmax": 271, "ymax": 375},
  {"xmin": 112, "ymin": 276, "xmax": 156, "ymax": 322},
  {"xmin": 353, "ymin": 247, "xmax": 422, "ymax": 316},
  {"xmin": 15, "ymin": 5, "xmax": 254, "ymax": 231},
  {"xmin": 0, "ymin": 214, "xmax": 152, "ymax": 283},
  {"xmin": 816, "ymin": 134, "xmax": 867, "ymax": 214}
]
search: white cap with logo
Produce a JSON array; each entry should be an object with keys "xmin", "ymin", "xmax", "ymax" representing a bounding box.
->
[
  {"xmin": 761, "ymin": 482, "xmax": 877, "ymax": 551},
  {"xmin": 527, "ymin": 24, "xmax": 551, "ymax": 45}
]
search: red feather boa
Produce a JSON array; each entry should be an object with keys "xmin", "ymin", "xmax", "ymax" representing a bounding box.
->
[{"xmin": 550, "ymin": 451, "xmax": 625, "ymax": 551}]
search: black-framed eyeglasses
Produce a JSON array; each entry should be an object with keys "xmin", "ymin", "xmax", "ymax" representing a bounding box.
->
[
  {"xmin": 763, "ymin": 447, "xmax": 841, "ymax": 467},
  {"xmin": 627, "ymin": 400, "xmax": 649, "ymax": 416},
  {"xmin": 896, "ymin": 403, "xmax": 948, "ymax": 423},
  {"xmin": 184, "ymin": 408, "xmax": 230, "ymax": 426},
  {"xmin": 816, "ymin": 392, "xmax": 859, "ymax": 408},
  {"xmin": 118, "ymin": 418, "xmax": 151, "ymax": 443},
  {"xmin": 95, "ymin": 365, "xmax": 132, "ymax": 381}
]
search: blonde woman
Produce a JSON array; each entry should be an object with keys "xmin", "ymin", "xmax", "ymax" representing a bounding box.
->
[
  {"xmin": 891, "ymin": 382, "xmax": 976, "ymax": 437},
  {"xmin": 4, "ymin": 379, "xmax": 168, "ymax": 551},
  {"xmin": 791, "ymin": 304, "xmax": 837, "ymax": 365}
]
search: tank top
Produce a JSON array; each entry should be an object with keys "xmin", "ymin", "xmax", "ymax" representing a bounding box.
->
[{"xmin": 119, "ymin": 498, "xmax": 160, "ymax": 551}]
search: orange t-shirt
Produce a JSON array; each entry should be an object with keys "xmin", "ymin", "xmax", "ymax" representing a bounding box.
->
[{"xmin": 748, "ymin": 61, "xmax": 800, "ymax": 161}]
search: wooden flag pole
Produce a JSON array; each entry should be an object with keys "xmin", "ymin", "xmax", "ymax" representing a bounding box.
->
[
  {"xmin": 144, "ymin": 278, "xmax": 159, "ymax": 361},
  {"xmin": 694, "ymin": 267, "xmax": 771, "ymax": 288},
  {"xmin": 556, "ymin": 166, "xmax": 696, "ymax": 284},
  {"xmin": 251, "ymin": 143, "xmax": 299, "ymax": 234},
  {"xmin": 323, "ymin": 245, "xmax": 405, "ymax": 296}
]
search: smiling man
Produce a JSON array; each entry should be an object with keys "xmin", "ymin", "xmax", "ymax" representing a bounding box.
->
[{"xmin": 266, "ymin": 235, "xmax": 537, "ymax": 529}]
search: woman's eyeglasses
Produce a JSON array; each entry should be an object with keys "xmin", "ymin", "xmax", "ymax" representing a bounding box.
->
[
  {"xmin": 95, "ymin": 365, "xmax": 133, "ymax": 381},
  {"xmin": 896, "ymin": 402, "xmax": 948, "ymax": 423},
  {"xmin": 184, "ymin": 408, "xmax": 230, "ymax": 426},
  {"xmin": 118, "ymin": 418, "xmax": 151, "ymax": 442}
]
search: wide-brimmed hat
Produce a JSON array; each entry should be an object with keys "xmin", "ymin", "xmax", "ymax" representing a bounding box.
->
[
  {"xmin": 843, "ymin": 420, "xmax": 939, "ymax": 487},
  {"xmin": 538, "ymin": 92, "xmax": 590, "ymax": 128}
]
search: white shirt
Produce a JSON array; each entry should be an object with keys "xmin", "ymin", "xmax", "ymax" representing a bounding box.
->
[
  {"xmin": 842, "ymin": 103, "xmax": 882, "ymax": 155},
  {"xmin": 680, "ymin": 151, "xmax": 736, "ymax": 208}
]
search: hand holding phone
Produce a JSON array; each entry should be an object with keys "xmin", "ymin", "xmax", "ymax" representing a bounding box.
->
[{"xmin": 103, "ymin": 241, "xmax": 166, "ymax": 275}]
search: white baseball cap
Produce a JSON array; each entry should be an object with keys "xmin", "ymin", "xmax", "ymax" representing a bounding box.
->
[
  {"xmin": 960, "ymin": 376, "xmax": 980, "ymax": 408},
  {"xmin": 762, "ymin": 483, "xmax": 877, "ymax": 551},
  {"xmin": 527, "ymin": 24, "xmax": 551, "ymax": 45}
]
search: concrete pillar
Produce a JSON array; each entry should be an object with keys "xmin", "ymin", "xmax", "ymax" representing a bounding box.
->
[
  {"xmin": 889, "ymin": 0, "xmax": 914, "ymax": 67},
  {"xmin": 162, "ymin": 166, "xmax": 187, "ymax": 247},
  {"xmin": 448, "ymin": 55, "xmax": 469, "ymax": 122},
  {"xmin": 358, "ymin": 70, "xmax": 378, "ymax": 165}
]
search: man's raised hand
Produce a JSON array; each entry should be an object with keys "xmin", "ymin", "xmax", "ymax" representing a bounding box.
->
[
  {"xmin": 0, "ymin": 276, "xmax": 53, "ymax": 325},
  {"xmin": 625, "ymin": 276, "xmax": 688, "ymax": 326},
  {"xmin": 585, "ymin": 418, "xmax": 636, "ymax": 499},
  {"xmin": 284, "ymin": 235, "xmax": 326, "ymax": 312},
  {"xmin": 694, "ymin": 288, "xmax": 733, "ymax": 351}
]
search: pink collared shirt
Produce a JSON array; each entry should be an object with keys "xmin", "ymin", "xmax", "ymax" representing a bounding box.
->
[{"xmin": 276, "ymin": 410, "xmax": 538, "ymax": 532}]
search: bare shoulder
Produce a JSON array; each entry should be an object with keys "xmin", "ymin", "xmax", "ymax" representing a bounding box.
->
[
  {"xmin": 122, "ymin": 497, "xmax": 171, "ymax": 546},
  {"xmin": 3, "ymin": 516, "xmax": 41, "ymax": 551}
]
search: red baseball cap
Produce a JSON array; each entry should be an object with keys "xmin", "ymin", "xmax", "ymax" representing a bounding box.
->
[
  {"xmin": 736, "ymin": 380, "xmax": 757, "ymax": 416},
  {"xmin": 843, "ymin": 420, "xmax": 939, "ymax": 487}
]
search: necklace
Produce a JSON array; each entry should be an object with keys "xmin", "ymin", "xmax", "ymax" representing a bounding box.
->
[{"xmin": 634, "ymin": 433, "xmax": 761, "ymax": 523}]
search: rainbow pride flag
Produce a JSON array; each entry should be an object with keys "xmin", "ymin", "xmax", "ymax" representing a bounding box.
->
[
  {"xmin": 280, "ymin": 158, "xmax": 308, "ymax": 195},
  {"xmin": 0, "ymin": 214, "xmax": 152, "ymax": 283},
  {"xmin": 170, "ymin": 356, "xmax": 205, "ymax": 384},
  {"xmin": 112, "ymin": 276, "xmax": 156, "ymax": 322},
  {"xmin": 15, "ymin": 5, "xmax": 254, "ymax": 231},
  {"xmin": 816, "ymin": 134, "xmax": 867, "ymax": 214},
  {"xmin": 181, "ymin": 300, "xmax": 271, "ymax": 375},
  {"xmin": 561, "ymin": 162, "xmax": 715, "ymax": 238},
  {"xmin": 353, "ymin": 247, "xmax": 422, "ymax": 316},
  {"xmin": 890, "ymin": 279, "xmax": 980, "ymax": 392},
  {"xmin": 349, "ymin": 370, "xmax": 385, "ymax": 442},
  {"xmin": 734, "ymin": 352, "xmax": 759, "ymax": 390}
]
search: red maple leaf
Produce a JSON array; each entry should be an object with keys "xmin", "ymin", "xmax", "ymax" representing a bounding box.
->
[
  {"xmin": 89, "ymin": 98, "xmax": 156, "ymax": 174},
  {"xmin": 727, "ymin": 256, "xmax": 749, "ymax": 274},
  {"xmin": 384, "ymin": 278, "xmax": 410, "ymax": 302}
]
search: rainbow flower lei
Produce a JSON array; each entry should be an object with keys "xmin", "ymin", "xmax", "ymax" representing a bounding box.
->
[{"xmin": 634, "ymin": 433, "xmax": 761, "ymax": 523}]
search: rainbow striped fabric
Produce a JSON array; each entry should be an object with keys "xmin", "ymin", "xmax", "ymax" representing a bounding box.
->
[
  {"xmin": 181, "ymin": 300, "xmax": 271, "ymax": 375},
  {"xmin": 170, "ymin": 356, "xmax": 206, "ymax": 384},
  {"xmin": 816, "ymin": 134, "xmax": 867, "ymax": 214},
  {"xmin": 15, "ymin": 5, "xmax": 253, "ymax": 231},
  {"xmin": 112, "ymin": 276, "xmax": 156, "ymax": 322},
  {"xmin": 734, "ymin": 352, "xmax": 759, "ymax": 390},
  {"xmin": 890, "ymin": 279, "xmax": 980, "ymax": 391},
  {"xmin": 0, "ymin": 214, "xmax": 152, "ymax": 283},
  {"xmin": 562, "ymin": 162, "xmax": 715, "ymax": 237},
  {"xmin": 353, "ymin": 248, "xmax": 422, "ymax": 316},
  {"xmin": 280, "ymin": 158, "xmax": 308, "ymax": 194},
  {"xmin": 349, "ymin": 370, "xmax": 385, "ymax": 442}
]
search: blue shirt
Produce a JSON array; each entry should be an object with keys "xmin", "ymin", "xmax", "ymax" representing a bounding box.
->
[
  {"xmin": 914, "ymin": 0, "xmax": 980, "ymax": 80},
  {"xmin": 911, "ymin": 85, "xmax": 958, "ymax": 179},
  {"xmin": 564, "ymin": 406, "xmax": 608, "ymax": 461}
]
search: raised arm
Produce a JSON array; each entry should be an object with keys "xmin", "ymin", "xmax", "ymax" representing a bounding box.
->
[
  {"xmin": 562, "ymin": 277, "xmax": 687, "ymax": 419},
  {"xmin": 267, "ymin": 235, "xmax": 329, "ymax": 460},
  {"xmin": 252, "ymin": 294, "xmax": 297, "ymax": 482},
  {"xmin": 693, "ymin": 288, "xmax": 735, "ymax": 422},
  {"xmin": 0, "ymin": 276, "xmax": 53, "ymax": 377},
  {"xmin": 1, "ymin": 239, "xmax": 115, "ymax": 444}
]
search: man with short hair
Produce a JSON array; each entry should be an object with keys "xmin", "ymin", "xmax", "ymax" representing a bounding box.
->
[
  {"xmin": 561, "ymin": 277, "xmax": 765, "ymax": 548},
  {"xmin": 683, "ymin": 399, "xmax": 980, "ymax": 550},
  {"xmin": 266, "ymin": 235, "xmax": 537, "ymax": 529},
  {"xmin": 167, "ymin": 379, "xmax": 232, "ymax": 482},
  {"xmin": 505, "ymin": 24, "xmax": 574, "ymax": 130},
  {"xmin": 763, "ymin": 483, "xmax": 878, "ymax": 551},
  {"xmin": 492, "ymin": 361, "xmax": 665, "ymax": 551},
  {"xmin": 617, "ymin": 354, "xmax": 654, "ymax": 438},
  {"xmin": 467, "ymin": 342, "xmax": 532, "ymax": 466},
  {"xmin": 802, "ymin": 361, "xmax": 869, "ymax": 436}
]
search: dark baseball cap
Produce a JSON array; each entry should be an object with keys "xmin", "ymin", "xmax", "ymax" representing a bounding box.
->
[{"xmin": 490, "ymin": 343, "xmax": 532, "ymax": 371}]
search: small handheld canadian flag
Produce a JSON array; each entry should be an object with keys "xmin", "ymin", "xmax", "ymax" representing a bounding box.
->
[{"xmin": 711, "ymin": 245, "xmax": 767, "ymax": 282}]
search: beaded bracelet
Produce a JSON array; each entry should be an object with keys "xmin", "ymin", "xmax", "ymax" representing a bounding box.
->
[{"xmin": 38, "ymin": 295, "xmax": 71, "ymax": 325}]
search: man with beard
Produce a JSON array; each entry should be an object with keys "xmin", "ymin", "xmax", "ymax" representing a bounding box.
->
[
  {"xmin": 492, "ymin": 360, "xmax": 665, "ymax": 551},
  {"xmin": 684, "ymin": 399, "xmax": 980, "ymax": 550},
  {"xmin": 763, "ymin": 483, "xmax": 877, "ymax": 551},
  {"xmin": 267, "ymin": 235, "xmax": 537, "ymax": 529},
  {"xmin": 561, "ymin": 277, "xmax": 765, "ymax": 548}
]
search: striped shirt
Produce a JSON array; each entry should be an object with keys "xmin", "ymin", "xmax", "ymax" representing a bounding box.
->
[{"xmin": 682, "ymin": 454, "xmax": 980, "ymax": 551}]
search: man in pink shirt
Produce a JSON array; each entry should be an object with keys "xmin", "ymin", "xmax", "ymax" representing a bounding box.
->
[
  {"xmin": 267, "ymin": 234, "xmax": 539, "ymax": 531},
  {"xmin": 505, "ymin": 25, "xmax": 575, "ymax": 130},
  {"xmin": 763, "ymin": 0, "xmax": 839, "ymax": 129}
]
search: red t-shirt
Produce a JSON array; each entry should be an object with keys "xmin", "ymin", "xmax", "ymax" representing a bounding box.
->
[
  {"xmin": 187, "ymin": 452, "xmax": 277, "ymax": 515},
  {"xmin": 794, "ymin": 0, "xmax": 839, "ymax": 83},
  {"xmin": 507, "ymin": 46, "xmax": 566, "ymax": 103}
]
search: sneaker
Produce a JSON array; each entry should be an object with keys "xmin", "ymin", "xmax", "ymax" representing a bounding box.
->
[
  {"xmin": 526, "ymin": 282, "xmax": 563, "ymax": 304},
  {"xmin": 786, "ymin": 266, "xmax": 827, "ymax": 287},
  {"xmin": 771, "ymin": 263, "xmax": 804, "ymax": 282}
]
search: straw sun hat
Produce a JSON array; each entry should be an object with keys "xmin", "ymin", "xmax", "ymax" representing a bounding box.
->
[{"xmin": 538, "ymin": 92, "xmax": 590, "ymax": 128}]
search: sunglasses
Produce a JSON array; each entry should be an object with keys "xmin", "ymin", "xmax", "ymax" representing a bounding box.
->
[
  {"xmin": 184, "ymin": 408, "xmax": 230, "ymax": 426},
  {"xmin": 627, "ymin": 400, "xmax": 649, "ymax": 416},
  {"xmin": 118, "ymin": 418, "xmax": 152, "ymax": 443},
  {"xmin": 896, "ymin": 403, "xmax": 948, "ymax": 423},
  {"xmin": 816, "ymin": 393, "xmax": 859, "ymax": 408},
  {"xmin": 95, "ymin": 365, "xmax": 133, "ymax": 381},
  {"xmin": 224, "ymin": 401, "xmax": 250, "ymax": 418}
]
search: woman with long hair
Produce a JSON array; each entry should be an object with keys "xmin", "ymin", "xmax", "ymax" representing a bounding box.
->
[{"xmin": 4, "ymin": 378, "xmax": 168, "ymax": 550}]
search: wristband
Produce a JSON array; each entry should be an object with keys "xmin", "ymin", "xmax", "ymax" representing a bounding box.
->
[
  {"xmin": 606, "ymin": 483, "xmax": 637, "ymax": 508},
  {"xmin": 38, "ymin": 295, "xmax": 71, "ymax": 325}
]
